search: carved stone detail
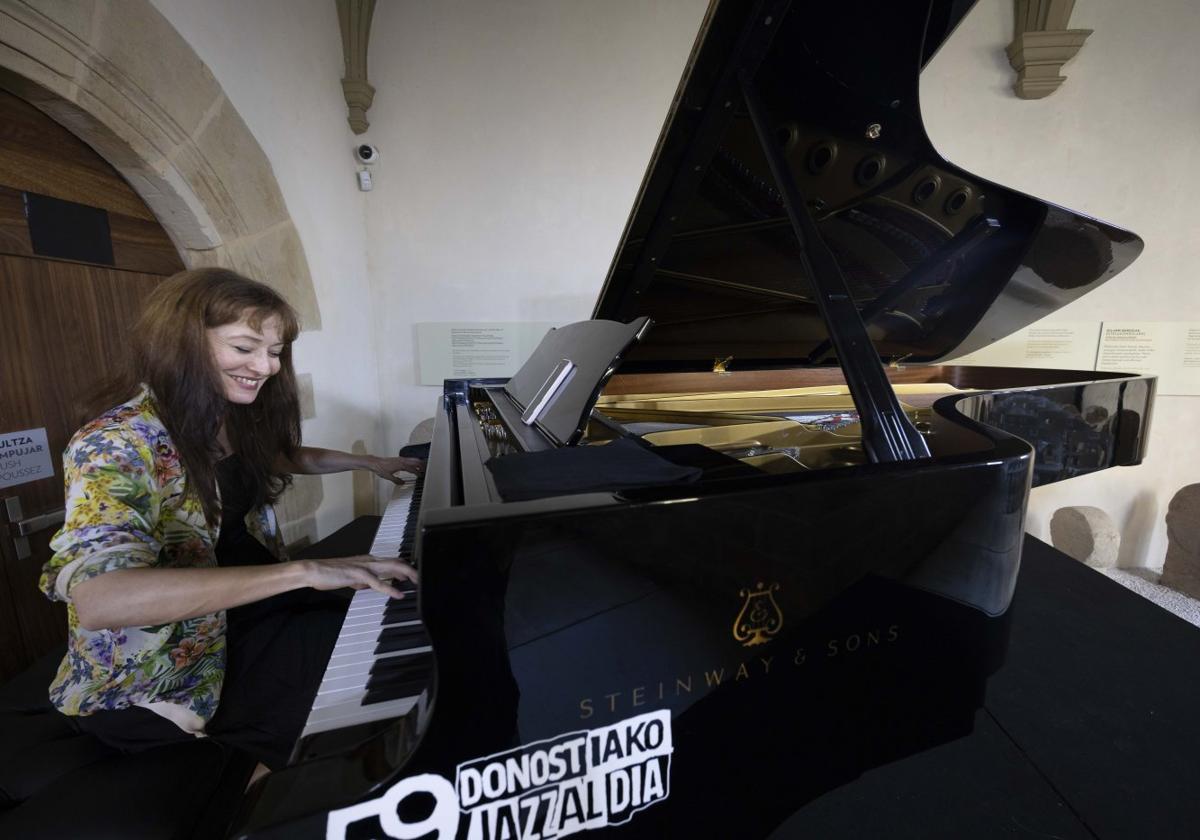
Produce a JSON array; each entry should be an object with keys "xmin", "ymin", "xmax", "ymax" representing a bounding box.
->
[
  {"xmin": 337, "ymin": 0, "xmax": 376, "ymax": 134},
  {"xmin": 1007, "ymin": 0, "xmax": 1092, "ymax": 99}
]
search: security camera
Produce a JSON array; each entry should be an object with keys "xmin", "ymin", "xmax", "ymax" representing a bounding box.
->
[{"xmin": 354, "ymin": 143, "xmax": 379, "ymax": 165}]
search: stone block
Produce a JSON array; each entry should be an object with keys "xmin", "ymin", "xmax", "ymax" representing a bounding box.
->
[
  {"xmin": 19, "ymin": 0, "xmax": 97, "ymax": 45},
  {"xmin": 408, "ymin": 417, "xmax": 435, "ymax": 444},
  {"xmin": 247, "ymin": 221, "xmax": 321, "ymax": 330},
  {"xmin": 350, "ymin": 440, "xmax": 374, "ymax": 519},
  {"xmin": 89, "ymin": 0, "xmax": 222, "ymax": 136},
  {"xmin": 73, "ymin": 63, "xmax": 183, "ymax": 158},
  {"xmin": 0, "ymin": 13, "xmax": 82, "ymax": 82},
  {"xmin": 183, "ymin": 224, "xmax": 320, "ymax": 330},
  {"xmin": 296, "ymin": 372, "xmax": 317, "ymax": 420},
  {"xmin": 1050, "ymin": 506, "xmax": 1120, "ymax": 569},
  {"xmin": 281, "ymin": 516, "xmax": 317, "ymax": 555},
  {"xmin": 185, "ymin": 245, "xmax": 223, "ymax": 269},
  {"xmin": 277, "ymin": 472, "xmax": 323, "ymax": 525},
  {"xmin": 192, "ymin": 97, "xmax": 290, "ymax": 235},
  {"xmin": 1160, "ymin": 485, "xmax": 1200, "ymax": 600}
]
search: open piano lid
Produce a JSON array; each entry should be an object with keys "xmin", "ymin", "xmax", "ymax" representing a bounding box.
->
[{"xmin": 593, "ymin": 0, "xmax": 1142, "ymax": 370}]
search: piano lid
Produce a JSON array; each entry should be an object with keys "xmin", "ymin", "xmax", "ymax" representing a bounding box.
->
[{"xmin": 593, "ymin": 0, "xmax": 1142, "ymax": 369}]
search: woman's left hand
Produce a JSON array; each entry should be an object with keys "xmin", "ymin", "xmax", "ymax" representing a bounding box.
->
[{"xmin": 368, "ymin": 455, "xmax": 425, "ymax": 483}]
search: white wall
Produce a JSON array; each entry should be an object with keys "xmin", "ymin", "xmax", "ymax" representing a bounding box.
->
[
  {"xmin": 150, "ymin": 0, "xmax": 385, "ymax": 538},
  {"xmin": 149, "ymin": 0, "xmax": 1198, "ymax": 567},
  {"xmin": 920, "ymin": 0, "xmax": 1200, "ymax": 567},
  {"xmin": 363, "ymin": 0, "xmax": 711, "ymax": 451}
]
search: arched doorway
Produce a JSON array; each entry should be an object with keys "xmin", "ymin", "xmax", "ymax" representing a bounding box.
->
[
  {"xmin": 0, "ymin": 0, "xmax": 328, "ymax": 677},
  {"xmin": 0, "ymin": 88, "xmax": 186, "ymax": 679}
]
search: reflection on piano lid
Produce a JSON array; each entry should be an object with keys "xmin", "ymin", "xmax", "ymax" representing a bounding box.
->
[{"xmin": 231, "ymin": 2, "xmax": 1154, "ymax": 837}]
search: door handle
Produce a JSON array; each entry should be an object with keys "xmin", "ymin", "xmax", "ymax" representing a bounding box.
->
[
  {"xmin": 3, "ymin": 497, "xmax": 64, "ymax": 561},
  {"xmin": 13, "ymin": 509, "xmax": 65, "ymax": 537}
]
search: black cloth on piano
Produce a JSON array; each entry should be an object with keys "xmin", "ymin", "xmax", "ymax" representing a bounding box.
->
[{"xmin": 486, "ymin": 437, "xmax": 702, "ymax": 501}]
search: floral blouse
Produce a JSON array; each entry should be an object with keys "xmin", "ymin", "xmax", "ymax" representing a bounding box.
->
[{"xmin": 40, "ymin": 386, "xmax": 285, "ymax": 731}]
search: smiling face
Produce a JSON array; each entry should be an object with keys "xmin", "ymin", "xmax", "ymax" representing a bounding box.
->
[{"xmin": 207, "ymin": 312, "xmax": 285, "ymax": 404}]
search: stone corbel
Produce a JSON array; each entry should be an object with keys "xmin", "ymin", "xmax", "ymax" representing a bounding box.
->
[
  {"xmin": 337, "ymin": 0, "xmax": 376, "ymax": 134},
  {"xmin": 1007, "ymin": 0, "xmax": 1092, "ymax": 99}
]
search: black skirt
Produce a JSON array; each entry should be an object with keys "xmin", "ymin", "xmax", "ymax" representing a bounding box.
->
[
  {"xmin": 73, "ymin": 456, "xmax": 349, "ymax": 768},
  {"xmin": 72, "ymin": 586, "xmax": 346, "ymax": 770}
]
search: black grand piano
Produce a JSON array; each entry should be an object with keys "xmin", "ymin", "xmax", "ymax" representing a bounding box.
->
[{"xmin": 231, "ymin": 1, "xmax": 1153, "ymax": 837}]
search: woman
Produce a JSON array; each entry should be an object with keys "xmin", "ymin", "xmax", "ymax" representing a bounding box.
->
[{"xmin": 38, "ymin": 267, "xmax": 418, "ymax": 769}]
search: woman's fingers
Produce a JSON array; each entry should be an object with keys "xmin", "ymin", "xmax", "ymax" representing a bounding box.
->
[
  {"xmin": 360, "ymin": 558, "xmax": 411, "ymax": 598},
  {"xmin": 305, "ymin": 556, "xmax": 415, "ymax": 598},
  {"xmin": 366, "ymin": 575, "xmax": 406, "ymax": 599},
  {"xmin": 341, "ymin": 563, "xmax": 404, "ymax": 599},
  {"xmin": 371, "ymin": 558, "xmax": 418, "ymax": 585},
  {"xmin": 378, "ymin": 456, "xmax": 426, "ymax": 482}
]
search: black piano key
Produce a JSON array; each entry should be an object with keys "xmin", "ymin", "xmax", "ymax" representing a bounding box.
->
[
  {"xmin": 368, "ymin": 654, "xmax": 429, "ymax": 680},
  {"xmin": 362, "ymin": 656, "xmax": 431, "ymax": 702},
  {"xmin": 377, "ymin": 623, "xmax": 427, "ymax": 643},
  {"xmin": 364, "ymin": 676, "xmax": 428, "ymax": 702},
  {"xmin": 363, "ymin": 677, "xmax": 428, "ymax": 706},
  {"xmin": 383, "ymin": 601, "xmax": 419, "ymax": 622},
  {"xmin": 366, "ymin": 662, "xmax": 430, "ymax": 693},
  {"xmin": 374, "ymin": 626, "xmax": 430, "ymax": 655},
  {"xmin": 368, "ymin": 651, "xmax": 425, "ymax": 680}
]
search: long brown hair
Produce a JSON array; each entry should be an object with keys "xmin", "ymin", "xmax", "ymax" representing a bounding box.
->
[{"xmin": 88, "ymin": 268, "xmax": 302, "ymax": 523}]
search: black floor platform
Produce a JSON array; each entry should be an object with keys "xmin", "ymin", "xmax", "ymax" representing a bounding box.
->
[{"xmin": 772, "ymin": 535, "xmax": 1200, "ymax": 839}]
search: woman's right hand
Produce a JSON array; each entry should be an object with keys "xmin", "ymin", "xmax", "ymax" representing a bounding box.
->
[
  {"xmin": 301, "ymin": 556, "xmax": 418, "ymax": 599},
  {"xmin": 70, "ymin": 558, "xmax": 420, "ymax": 631}
]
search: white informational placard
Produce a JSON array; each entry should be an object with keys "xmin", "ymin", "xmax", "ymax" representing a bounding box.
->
[
  {"xmin": 947, "ymin": 320, "xmax": 1101, "ymax": 370},
  {"xmin": 416, "ymin": 322, "xmax": 562, "ymax": 386},
  {"xmin": 1097, "ymin": 322, "xmax": 1200, "ymax": 396},
  {"xmin": 0, "ymin": 427, "xmax": 54, "ymax": 490}
]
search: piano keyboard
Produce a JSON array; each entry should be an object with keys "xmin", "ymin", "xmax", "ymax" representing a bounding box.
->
[{"xmin": 300, "ymin": 478, "xmax": 430, "ymax": 737}]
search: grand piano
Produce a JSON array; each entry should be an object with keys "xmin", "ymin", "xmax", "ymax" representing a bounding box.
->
[{"xmin": 230, "ymin": 1, "xmax": 1154, "ymax": 837}]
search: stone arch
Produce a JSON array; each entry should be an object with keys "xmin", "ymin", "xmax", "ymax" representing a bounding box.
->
[
  {"xmin": 0, "ymin": 0, "xmax": 320, "ymax": 328},
  {"xmin": 0, "ymin": 0, "xmax": 327, "ymax": 542}
]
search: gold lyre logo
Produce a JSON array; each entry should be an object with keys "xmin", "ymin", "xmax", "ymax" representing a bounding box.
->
[{"xmin": 733, "ymin": 582, "xmax": 783, "ymax": 647}]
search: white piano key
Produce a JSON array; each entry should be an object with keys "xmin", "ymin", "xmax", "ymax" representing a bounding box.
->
[
  {"xmin": 319, "ymin": 646, "xmax": 432, "ymax": 679},
  {"xmin": 332, "ymin": 617, "xmax": 421, "ymax": 646},
  {"xmin": 368, "ymin": 484, "xmax": 413, "ymax": 557},
  {"xmin": 325, "ymin": 645, "xmax": 433, "ymax": 670},
  {"xmin": 301, "ymin": 481, "xmax": 431, "ymax": 738},
  {"xmin": 302, "ymin": 695, "xmax": 421, "ymax": 735},
  {"xmin": 315, "ymin": 656, "xmax": 431, "ymax": 696}
]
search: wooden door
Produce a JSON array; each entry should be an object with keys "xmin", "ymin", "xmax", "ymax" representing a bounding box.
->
[{"xmin": 0, "ymin": 89, "xmax": 184, "ymax": 681}]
